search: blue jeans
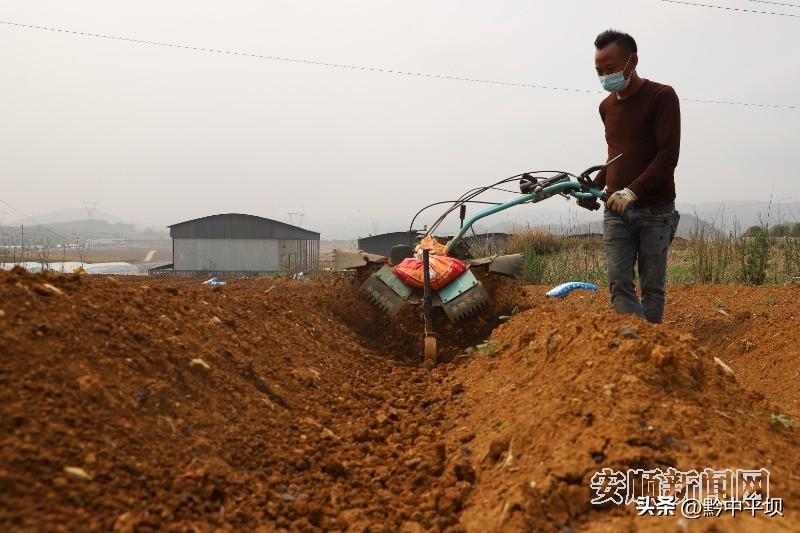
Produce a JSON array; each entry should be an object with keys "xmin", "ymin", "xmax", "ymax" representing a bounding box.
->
[{"xmin": 603, "ymin": 202, "xmax": 679, "ymax": 324}]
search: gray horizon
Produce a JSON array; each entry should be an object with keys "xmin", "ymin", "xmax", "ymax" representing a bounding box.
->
[{"xmin": 2, "ymin": 0, "xmax": 799, "ymax": 239}]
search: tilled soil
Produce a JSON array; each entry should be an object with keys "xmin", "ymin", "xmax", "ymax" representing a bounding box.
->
[
  {"xmin": 1, "ymin": 269, "xmax": 799, "ymax": 532},
  {"xmin": 447, "ymin": 286, "xmax": 800, "ymax": 531}
]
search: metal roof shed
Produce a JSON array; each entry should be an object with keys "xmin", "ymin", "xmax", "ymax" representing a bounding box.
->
[
  {"xmin": 168, "ymin": 214, "xmax": 319, "ymax": 275},
  {"xmin": 357, "ymin": 231, "xmax": 418, "ymax": 258}
]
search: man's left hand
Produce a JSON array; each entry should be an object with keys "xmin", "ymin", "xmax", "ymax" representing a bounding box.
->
[{"xmin": 606, "ymin": 188, "xmax": 637, "ymax": 214}]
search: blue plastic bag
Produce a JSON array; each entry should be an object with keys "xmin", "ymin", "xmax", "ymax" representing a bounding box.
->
[{"xmin": 546, "ymin": 281, "xmax": 598, "ymax": 298}]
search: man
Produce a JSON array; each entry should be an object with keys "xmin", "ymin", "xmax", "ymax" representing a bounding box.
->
[{"xmin": 591, "ymin": 30, "xmax": 681, "ymax": 324}]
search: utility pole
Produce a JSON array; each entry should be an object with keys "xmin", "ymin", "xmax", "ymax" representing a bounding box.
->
[
  {"xmin": 287, "ymin": 211, "xmax": 306, "ymax": 227},
  {"xmin": 0, "ymin": 232, "xmax": 6, "ymax": 267},
  {"xmin": 82, "ymin": 201, "xmax": 99, "ymax": 220},
  {"xmin": 20, "ymin": 224, "xmax": 24, "ymax": 263}
]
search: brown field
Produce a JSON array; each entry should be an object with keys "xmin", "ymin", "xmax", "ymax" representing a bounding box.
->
[
  {"xmin": 1, "ymin": 269, "xmax": 798, "ymax": 531},
  {"xmin": 5, "ymin": 244, "xmax": 173, "ymax": 266}
]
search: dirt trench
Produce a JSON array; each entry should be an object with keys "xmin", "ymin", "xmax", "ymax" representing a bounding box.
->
[
  {"xmin": 0, "ymin": 269, "xmax": 510, "ymax": 532},
  {"xmin": 1, "ymin": 269, "xmax": 799, "ymax": 532},
  {"xmin": 324, "ymin": 275, "xmax": 516, "ymax": 363}
]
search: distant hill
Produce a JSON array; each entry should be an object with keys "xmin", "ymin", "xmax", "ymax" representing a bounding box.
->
[
  {"xmin": 3, "ymin": 207, "xmax": 169, "ymax": 244},
  {"xmin": 482, "ymin": 211, "xmax": 716, "ymax": 239},
  {"xmin": 10, "ymin": 208, "xmax": 125, "ymax": 226},
  {"xmin": 313, "ymin": 205, "xmax": 721, "ymax": 240},
  {"xmin": 679, "ymin": 200, "xmax": 800, "ymax": 231},
  {"xmin": 10, "ymin": 199, "xmax": 795, "ymax": 242},
  {"xmin": 0, "ymin": 219, "xmax": 168, "ymax": 244}
]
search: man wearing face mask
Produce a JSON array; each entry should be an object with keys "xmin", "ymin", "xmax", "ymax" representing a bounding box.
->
[{"xmin": 590, "ymin": 29, "xmax": 681, "ymax": 324}]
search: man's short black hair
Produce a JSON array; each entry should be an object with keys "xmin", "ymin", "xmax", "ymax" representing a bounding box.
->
[{"xmin": 595, "ymin": 30, "xmax": 637, "ymax": 54}]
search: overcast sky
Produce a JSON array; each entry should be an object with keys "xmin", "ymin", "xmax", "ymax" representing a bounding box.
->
[{"xmin": 2, "ymin": 0, "xmax": 799, "ymax": 237}]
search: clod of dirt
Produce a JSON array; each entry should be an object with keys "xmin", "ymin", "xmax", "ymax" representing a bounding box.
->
[
  {"xmin": 454, "ymin": 462, "xmax": 477, "ymax": 484},
  {"xmin": 459, "ymin": 431, "xmax": 476, "ymax": 444},
  {"xmin": 398, "ymin": 521, "xmax": 426, "ymax": 533},
  {"xmin": 322, "ymin": 460, "xmax": 348, "ymax": 478},
  {"xmin": 650, "ymin": 344, "xmax": 677, "ymax": 369},
  {"xmin": 487, "ymin": 438, "xmax": 510, "ymax": 462},
  {"xmin": 291, "ymin": 366, "xmax": 320, "ymax": 387},
  {"xmin": 619, "ymin": 325, "xmax": 640, "ymax": 339}
]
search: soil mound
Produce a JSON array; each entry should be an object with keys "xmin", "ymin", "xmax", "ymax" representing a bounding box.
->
[
  {"xmin": 0, "ymin": 269, "xmax": 464, "ymax": 531},
  {"xmin": 666, "ymin": 284, "xmax": 800, "ymax": 419},
  {"xmin": 2, "ymin": 269, "xmax": 799, "ymax": 532},
  {"xmin": 442, "ymin": 295, "xmax": 800, "ymax": 531},
  {"xmin": 534, "ymin": 283, "xmax": 800, "ymax": 420}
]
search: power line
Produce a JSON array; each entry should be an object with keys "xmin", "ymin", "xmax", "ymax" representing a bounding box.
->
[
  {"xmin": 0, "ymin": 19, "xmax": 599, "ymax": 95},
  {"xmin": 750, "ymin": 0, "xmax": 800, "ymax": 8},
  {"xmin": 0, "ymin": 198, "xmax": 72, "ymax": 242},
  {"xmin": 662, "ymin": 0, "xmax": 800, "ymax": 17},
  {"xmin": 674, "ymin": 97, "xmax": 795, "ymax": 109},
  {"xmin": 0, "ymin": 19, "xmax": 797, "ymax": 110}
]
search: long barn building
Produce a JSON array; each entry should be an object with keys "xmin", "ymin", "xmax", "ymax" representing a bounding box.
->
[{"xmin": 168, "ymin": 213, "xmax": 319, "ymax": 275}]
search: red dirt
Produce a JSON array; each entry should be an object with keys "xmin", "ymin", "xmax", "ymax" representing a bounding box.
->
[
  {"xmin": 1, "ymin": 269, "xmax": 799, "ymax": 531},
  {"xmin": 443, "ymin": 286, "xmax": 800, "ymax": 531},
  {"xmin": 0, "ymin": 269, "xmax": 469, "ymax": 531},
  {"xmin": 545, "ymin": 284, "xmax": 800, "ymax": 421}
]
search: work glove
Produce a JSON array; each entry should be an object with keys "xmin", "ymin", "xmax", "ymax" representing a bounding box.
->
[{"xmin": 606, "ymin": 188, "xmax": 637, "ymax": 215}]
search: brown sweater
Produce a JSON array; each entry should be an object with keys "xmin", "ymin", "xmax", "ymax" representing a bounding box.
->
[{"xmin": 594, "ymin": 79, "xmax": 681, "ymax": 206}]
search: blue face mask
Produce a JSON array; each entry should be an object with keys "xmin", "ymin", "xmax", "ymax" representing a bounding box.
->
[{"xmin": 599, "ymin": 56, "xmax": 632, "ymax": 93}]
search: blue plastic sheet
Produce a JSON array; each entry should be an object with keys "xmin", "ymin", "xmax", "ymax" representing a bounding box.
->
[{"xmin": 546, "ymin": 281, "xmax": 598, "ymax": 298}]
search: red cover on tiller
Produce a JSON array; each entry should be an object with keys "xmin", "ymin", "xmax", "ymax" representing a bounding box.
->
[{"xmin": 392, "ymin": 256, "xmax": 467, "ymax": 290}]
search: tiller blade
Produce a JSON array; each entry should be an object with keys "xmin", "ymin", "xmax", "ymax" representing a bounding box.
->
[
  {"xmin": 437, "ymin": 270, "xmax": 491, "ymax": 322},
  {"xmin": 359, "ymin": 265, "xmax": 413, "ymax": 317}
]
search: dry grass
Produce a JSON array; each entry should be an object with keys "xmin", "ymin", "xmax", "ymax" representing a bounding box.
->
[
  {"xmin": 506, "ymin": 228, "xmax": 565, "ymax": 256},
  {"xmin": 503, "ymin": 226, "xmax": 799, "ymax": 287},
  {"xmin": 505, "ymin": 230, "xmax": 605, "ymax": 285}
]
